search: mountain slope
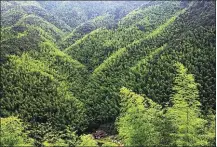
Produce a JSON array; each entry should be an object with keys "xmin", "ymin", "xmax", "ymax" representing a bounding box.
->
[
  {"xmin": 65, "ymin": 2, "xmax": 182, "ymax": 73},
  {"xmin": 1, "ymin": 1, "xmax": 215, "ymax": 146},
  {"xmin": 1, "ymin": 2, "xmax": 90, "ymax": 141},
  {"xmin": 1, "ymin": 1, "xmax": 71, "ymax": 32},
  {"xmin": 79, "ymin": 1, "xmax": 215, "ymax": 128}
]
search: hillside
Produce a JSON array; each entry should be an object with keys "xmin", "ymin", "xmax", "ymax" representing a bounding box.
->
[{"xmin": 1, "ymin": 1, "xmax": 216, "ymax": 146}]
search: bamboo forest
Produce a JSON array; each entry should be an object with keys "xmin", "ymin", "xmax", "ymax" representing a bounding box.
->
[{"xmin": 0, "ymin": 1, "xmax": 216, "ymax": 146}]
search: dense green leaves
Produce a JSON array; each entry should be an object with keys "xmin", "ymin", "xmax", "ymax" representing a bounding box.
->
[
  {"xmin": 1, "ymin": 53, "xmax": 87, "ymax": 145},
  {"xmin": 165, "ymin": 62, "xmax": 209, "ymax": 146},
  {"xmin": 79, "ymin": 135, "xmax": 98, "ymax": 146},
  {"xmin": 1, "ymin": 1, "xmax": 215, "ymax": 146},
  {"xmin": 117, "ymin": 87, "xmax": 162, "ymax": 146},
  {"xmin": 0, "ymin": 117, "xmax": 34, "ymax": 146},
  {"xmin": 116, "ymin": 64, "xmax": 215, "ymax": 146}
]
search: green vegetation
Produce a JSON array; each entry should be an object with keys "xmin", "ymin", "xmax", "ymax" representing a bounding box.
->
[
  {"xmin": 117, "ymin": 87, "xmax": 162, "ymax": 146},
  {"xmin": 101, "ymin": 141, "xmax": 118, "ymax": 147},
  {"xmin": 117, "ymin": 62, "xmax": 215, "ymax": 146},
  {"xmin": 95, "ymin": 137, "xmax": 118, "ymax": 146},
  {"xmin": 165, "ymin": 62, "xmax": 212, "ymax": 146},
  {"xmin": 0, "ymin": 117, "xmax": 34, "ymax": 146},
  {"xmin": 131, "ymin": 44, "xmax": 167, "ymax": 73},
  {"xmin": 60, "ymin": 14, "xmax": 117, "ymax": 49},
  {"xmin": 1, "ymin": 1, "xmax": 215, "ymax": 146},
  {"xmin": 79, "ymin": 135, "xmax": 98, "ymax": 146},
  {"xmin": 16, "ymin": 14, "xmax": 64, "ymax": 41}
]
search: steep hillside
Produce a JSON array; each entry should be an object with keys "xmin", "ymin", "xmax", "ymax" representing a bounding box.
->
[
  {"xmin": 65, "ymin": 2, "xmax": 182, "ymax": 72},
  {"xmin": 1, "ymin": 1, "xmax": 71, "ymax": 32},
  {"xmin": 73, "ymin": 1, "xmax": 215, "ymax": 131},
  {"xmin": 38, "ymin": 1, "xmax": 147, "ymax": 29},
  {"xmin": 59, "ymin": 1, "xmax": 151, "ymax": 49},
  {"xmin": 60, "ymin": 14, "xmax": 117, "ymax": 49},
  {"xmin": 1, "ymin": 2, "xmax": 89, "ymax": 144},
  {"xmin": 1, "ymin": 1, "xmax": 215, "ymax": 146}
]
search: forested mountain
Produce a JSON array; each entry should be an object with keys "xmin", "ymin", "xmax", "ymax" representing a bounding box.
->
[{"xmin": 1, "ymin": 1, "xmax": 216, "ymax": 146}]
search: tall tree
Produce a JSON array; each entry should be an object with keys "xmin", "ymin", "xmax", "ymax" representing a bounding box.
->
[
  {"xmin": 116, "ymin": 87, "xmax": 161, "ymax": 146},
  {"xmin": 0, "ymin": 117, "xmax": 34, "ymax": 146},
  {"xmin": 165, "ymin": 62, "xmax": 209, "ymax": 146}
]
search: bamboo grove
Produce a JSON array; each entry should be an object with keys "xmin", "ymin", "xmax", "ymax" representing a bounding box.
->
[{"xmin": 0, "ymin": 1, "xmax": 216, "ymax": 146}]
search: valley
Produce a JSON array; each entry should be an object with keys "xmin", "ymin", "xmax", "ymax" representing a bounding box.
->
[{"xmin": 0, "ymin": 1, "xmax": 216, "ymax": 146}]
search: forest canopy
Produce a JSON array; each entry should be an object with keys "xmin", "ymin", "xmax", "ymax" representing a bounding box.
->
[{"xmin": 0, "ymin": 1, "xmax": 216, "ymax": 146}]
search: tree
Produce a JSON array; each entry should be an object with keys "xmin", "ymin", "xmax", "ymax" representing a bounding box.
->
[
  {"xmin": 0, "ymin": 116, "xmax": 34, "ymax": 146},
  {"xmin": 42, "ymin": 127, "xmax": 78, "ymax": 147},
  {"xmin": 203, "ymin": 110, "xmax": 216, "ymax": 146},
  {"xmin": 79, "ymin": 134, "xmax": 98, "ymax": 146},
  {"xmin": 116, "ymin": 87, "xmax": 161, "ymax": 146},
  {"xmin": 165, "ymin": 62, "xmax": 209, "ymax": 146}
]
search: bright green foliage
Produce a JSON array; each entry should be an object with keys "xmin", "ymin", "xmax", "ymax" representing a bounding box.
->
[
  {"xmin": 85, "ymin": 10, "xmax": 184, "ymax": 125},
  {"xmin": 65, "ymin": 27, "xmax": 144, "ymax": 72},
  {"xmin": 42, "ymin": 128, "xmax": 78, "ymax": 147},
  {"xmin": 92, "ymin": 8, "xmax": 184, "ymax": 76},
  {"xmin": 145, "ymin": 8, "xmax": 186, "ymax": 39},
  {"xmin": 131, "ymin": 44, "xmax": 167, "ymax": 74},
  {"xmin": 93, "ymin": 47, "xmax": 127, "ymax": 75},
  {"xmin": 165, "ymin": 62, "xmax": 209, "ymax": 146},
  {"xmin": 60, "ymin": 14, "xmax": 116, "ymax": 49},
  {"xmin": 117, "ymin": 87, "xmax": 162, "ymax": 146},
  {"xmin": 75, "ymin": 1, "xmax": 215, "ymax": 128},
  {"xmin": 119, "ymin": 2, "xmax": 181, "ymax": 32},
  {"xmin": 43, "ymin": 139, "xmax": 68, "ymax": 147},
  {"xmin": 1, "ymin": 1, "xmax": 215, "ymax": 146},
  {"xmin": 34, "ymin": 39, "xmax": 88, "ymax": 97},
  {"xmin": 79, "ymin": 135, "xmax": 98, "ymax": 146},
  {"xmin": 0, "ymin": 117, "xmax": 34, "ymax": 146},
  {"xmin": 33, "ymin": 125, "xmax": 78, "ymax": 146},
  {"xmin": 16, "ymin": 14, "xmax": 64, "ymax": 41},
  {"xmin": 1, "ymin": 15, "xmax": 88, "ymax": 145},
  {"xmin": 102, "ymin": 142, "xmax": 118, "ymax": 146}
]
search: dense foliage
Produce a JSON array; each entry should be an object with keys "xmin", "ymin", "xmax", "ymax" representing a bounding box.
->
[
  {"xmin": 0, "ymin": 117, "xmax": 34, "ymax": 146},
  {"xmin": 117, "ymin": 87, "xmax": 162, "ymax": 146},
  {"xmin": 117, "ymin": 63, "xmax": 215, "ymax": 146},
  {"xmin": 1, "ymin": 1, "xmax": 215, "ymax": 146}
]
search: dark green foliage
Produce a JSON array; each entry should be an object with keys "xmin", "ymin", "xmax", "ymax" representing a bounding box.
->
[
  {"xmin": 60, "ymin": 14, "xmax": 117, "ymax": 49},
  {"xmin": 1, "ymin": 54, "xmax": 87, "ymax": 145},
  {"xmin": 16, "ymin": 14, "xmax": 64, "ymax": 41},
  {"xmin": 1, "ymin": 26, "xmax": 43, "ymax": 61},
  {"xmin": 154, "ymin": 1, "xmax": 216, "ymax": 111},
  {"xmin": 1, "ymin": 1, "xmax": 215, "ymax": 146},
  {"xmin": 1, "ymin": 1, "xmax": 71, "ymax": 32},
  {"xmin": 82, "ymin": 5, "xmax": 186, "ymax": 126},
  {"xmin": 65, "ymin": 27, "xmax": 144, "ymax": 72},
  {"xmin": 1, "ymin": 20, "xmax": 88, "ymax": 145},
  {"xmin": 65, "ymin": 2, "xmax": 216, "ymax": 131},
  {"xmin": 1, "ymin": 7, "xmax": 26, "ymax": 27},
  {"xmin": 1, "ymin": 54, "xmax": 87, "ymax": 128}
]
